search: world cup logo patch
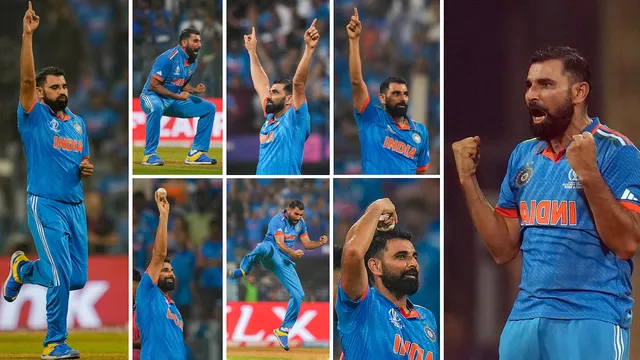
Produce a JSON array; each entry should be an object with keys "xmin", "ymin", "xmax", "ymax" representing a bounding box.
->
[{"xmin": 515, "ymin": 167, "xmax": 533, "ymax": 188}]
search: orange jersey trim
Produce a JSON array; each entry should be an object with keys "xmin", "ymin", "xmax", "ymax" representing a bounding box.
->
[
  {"xmin": 495, "ymin": 206, "xmax": 518, "ymax": 218},
  {"xmin": 620, "ymin": 201, "xmax": 640, "ymax": 215},
  {"xmin": 152, "ymin": 74, "xmax": 164, "ymax": 82},
  {"xmin": 358, "ymin": 97, "xmax": 370, "ymax": 114},
  {"xmin": 416, "ymin": 163, "xmax": 430, "ymax": 172}
]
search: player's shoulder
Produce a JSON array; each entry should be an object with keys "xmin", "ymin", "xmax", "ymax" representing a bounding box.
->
[
  {"xmin": 157, "ymin": 46, "xmax": 179, "ymax": 61},
  {"xmin": 507, "ymin": 137, "xmax": 543, "ymax": 161},
  {"xmin": 413, "ymin": 304, "xmax": 437, "ymax": 324},
  {"xmin": 594, "ymin": 123, "xmax": 637, "ymax": 153}
]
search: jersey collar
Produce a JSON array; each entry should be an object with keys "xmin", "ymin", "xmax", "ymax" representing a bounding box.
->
[
  {"xmin": 387, "ymin": 111, "xmax": 415, "ymax": 131},
  {"xmin": 371, "ymin": 286, "xmax": 422, "ymax": 319},
  {"xmin": 535, "ymin": 117, "xmax": 601, "ymax": 162},
  {"xmin": 40, "ymin": 100, "xmax": 71, "ymax": 121}
]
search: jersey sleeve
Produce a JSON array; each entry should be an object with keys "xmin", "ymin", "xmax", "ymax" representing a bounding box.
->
[
  {"xmin": 268, "ymin": 215, "xmax": 285, "ymax": 237},
  {"xmin": 335, "ymin": 279, "xmax": 373, "ymax": 334},
  {"xmin": 17, "ymin": 101, "xmax": 38, "ymax": 132},
  {"xmin": 294, "ymin": 101, "xmax": 311, "ymax": 135},
  {"xmin": 602, "ymin": 146, "xmax": 640, "ymax": 215},
  {"xmin": 354, "ymin": 96, "xmax": 386, "ymax": 128},
  {"xmin": 416, "ymin": 126, "xmax": 430, "ymax": 172},
  {"xmin": 136, "ymin": 272, "xmax": 158, "ymax": 304},
  {"xmin": 80, "ymin": 117, "xmax": 90, "ymax": 158},
  {"xmin": 495, "ymin": 148, "xmax": 519, "ymax": 218},
  {"xmin": 300, "ymin": 219, "xmax": 308, "ymax": 237},
  {"xmin": 150, "ymin": 55, "xmax": 173, "ymax": 83}
]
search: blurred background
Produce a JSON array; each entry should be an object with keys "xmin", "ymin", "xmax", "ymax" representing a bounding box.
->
[
  {"xmin": 0, "ymin": 0, "xmax": 127, "ymax": 355},
  {"xmin": 133, "ymin": 179, "xmax": 223, "ymax": 360},
  {"xmin": 132, "ymin": 0, "xmax": 223, "ymax": 169},
  {"xmin": 227, "ymin": 179, "xmax": 330, "ymax": 357},
  {"xmin": 445, "ymin": 0, "xmax": 640, "ymax": 359},
  {"xmin": 332, "ymin": 178, "xmax": 440, "ymax": 359},
  {"xmin": 334, "ymin": 0, "xmax": 440, "ymax": 174},
  {"xmin": 226, "ymin": 0, "xmax": 330, "ymax": 175}
]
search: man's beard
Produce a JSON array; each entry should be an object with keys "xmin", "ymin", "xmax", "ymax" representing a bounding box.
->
[
  {"xmin": 529, "ymin": 93, "xmax": 574, "ymax": 142},
  {"xmin": 385, "ymin": 101, "xmax": 408, "ymax": 118},
  {"xmin": 380, "ymin": 264, "xmax": 419, "ymax": 298},
  {"xmin": 186, "ymin": 46, "xmax": 199, "ymax": 62},
  {"xmin": 265, "ymin": 99, "xmax": 285, "ymax": 114},
  {"xmin": 158, "ymin": 277, "xmax": 175, "ymax": 292},
  {"xmin": 43, "ymin": 95, "xmax": 68, "ymax": 112},
  {"xmin": 287, "ymin": 214, "xmax": 299, "ymax": 225}
]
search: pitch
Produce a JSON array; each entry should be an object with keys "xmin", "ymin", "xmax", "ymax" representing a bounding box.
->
[
  {"xmin": 133, "ymin": 147, "xmax": 222, "ymax": 175},
  {"xmin": 227, "ymin": 347, "xmax": 329, "ymax": 360},
  {"xmin": 0, "ymin": 331, "xmax": 127, "ymax": 359}
]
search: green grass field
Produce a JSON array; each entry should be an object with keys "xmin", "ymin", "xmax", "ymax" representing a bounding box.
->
[
  {"xmin": 0, "ymin": 331, "xmax": 127, "ymax": 359},
  {"xmin": 133, "ymin": 147, "xmax": 222, "ymax": 175}
]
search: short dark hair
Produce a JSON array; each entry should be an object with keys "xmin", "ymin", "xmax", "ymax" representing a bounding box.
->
[
  {"xmin": 145, "ymin": 258, "xmax": 171, "ymax": 268},
  {"xmin": 380, "ymin": 76, "xmax": 408, "ymax": 94},
  {"xmin": 180, "ymin": 28, "xmax": 200, "ymax": 42},
  {"xmin": 288, "ymin": 199, "xmax": 304, "ymax": 210},
  {"xmin": 133, "ymin": 269, "xmax": 142, "ymax": 282},
  {"xmin": 36, "ymin": 66, "xmax": 65, "ymax": 88},
  {"xmin": 530, "ymin": 46, "xmax": 591, "ymax": 87},
  {"xmin": 273, "ymin": 78, "xmax": 293, "ymax": 95},
  {"xmin": 364, "ymin": 229, "xmax": 413, "ymax": 284}
]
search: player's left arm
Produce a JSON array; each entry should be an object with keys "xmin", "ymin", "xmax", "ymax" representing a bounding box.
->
[
  {"xmin": 568, "ymin": 132, "xmax": 640, "ymax": 260},
  {"xmin": 291, "ymin": 19, "xmax": 319, "ymax": 110},
  {"xmin": 416, "ymin": 126, "xmax": 430, "ymax": 174},
  {"xmin": 182, "ymin": 71, "xmax": 206, "ymax": 94},
  {"xmin": 79, "ymin": 118, "xmax": 93, "ymax": 177},
  {"xmin": 300, "ymin": 234, "xmax": 328, "ymax": 250}
]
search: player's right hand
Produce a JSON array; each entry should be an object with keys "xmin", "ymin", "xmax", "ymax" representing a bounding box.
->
[
  {"xmin": 291, "ymin": 249, "xmax": 304, "ymax": 259},
  {"xmin": 155, "ymin": 191, "xmax": 170, "ymax": 216},
  {"xmin": 452, "ymin": 136, "xmax": 481, "ymax": 181},
  {"xmin": 372, "ymin": 198, "xmax": 398, "ymax": 225},
  {"xmin": 177, "ymin": 91, "xmax": 190, "ymax": 101},
  {"xmin": 346, "ymin": 8, "xmax": 362, "ymax": 39},
  {"xmin": 23, "ymin": 1, "xmax": 40, "ymax": 35},
  {"xmin": 244, "ymin": 27, "xmax": 258, "ymax": 53}
]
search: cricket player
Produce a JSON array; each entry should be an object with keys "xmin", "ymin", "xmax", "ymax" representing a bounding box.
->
[
  {"xmin": 245, "ymin": 20, "xmax": 319, "ymax": 175},
  {"xmin": 452, "ymin": 46, "xmax": 640, "ymax": 359},
  {"xmin": 3, "ymin": 3, "xmax": 94, "ymax": 358},
  {"xmin": 229, "ymin": 200, "xmax": 328, "ymax": 350},
  {"xmin": 133, "ymin": 269, "xmax": 141, "ymax": 360},
  {"xmin": 136, "ymin": 192, "xmax": 185, "ymax": 359},
  {"xmin": 347, "ymin": 8, "xmax": 430, "ymax": 175},
  {"xmin": 140, "ymin": 28, "xmax": 217, "ymax": 166},
  {"xmin": 336, "ymin": 198, "xmax": 439, "ymax": 359}
]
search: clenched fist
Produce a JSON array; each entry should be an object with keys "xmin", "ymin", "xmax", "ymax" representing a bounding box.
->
[
  {"xmin": 452, "ymin": 136, "xmax": 481, "ymax": 183},
  {"xmin": 566, "ymin": 131, "xmax": 598, "ymax": 181}
]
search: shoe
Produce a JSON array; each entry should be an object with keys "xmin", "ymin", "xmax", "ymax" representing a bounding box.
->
[
  {"xmin": 228, "ymin": 268, "xmax": 246, "ymax": 279},
  {"xmin": 3, "ymin": 251, "xmax": 28, "ymax": 302},
  {"xmin": 41, "ymin": 343, "xmax": 80, "ymax": 359},
  {"xmin": 273, "ymin": 328, "xmax": 290, "ymax": 351},
  {"xmin": 142, "ymin": 154, "xmax": 165, "ymax": 166},
  {"xmin": 185, "ymin": 151, "xmax": 217, "ymax": 165}
]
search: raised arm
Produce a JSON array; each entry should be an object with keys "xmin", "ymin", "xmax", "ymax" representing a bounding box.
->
[
  {"xmin": 341, "ymin": 198, "xmax": 397, "ymax": 300},
  {"xmin": 291, "ymin": 19, "xmax": 319, "ymax": 110},
  {"xmin": 146, "ymin": 191, "xmax": 170, "ymax": 283},
  {"xmin": 346, "ymin": 8, "xmax": 368, "ymax": 112},
  {"xmin": 245, "ymin": 27, "xmax": 270, "ymax": 102},
  {"xmin": 20, "ymin": 1, "xmax": 39, "ymax": 112},
  {"xmin": 274, "ymin": 233, "xmax": 304, "ymax": 259},
  {"xmin": 452, "ymin": 137, "xmax": 521, "ymax": 264},
  {"xmin": 300, "ymin": 234, "xmax": 328, "ymax": 250}
]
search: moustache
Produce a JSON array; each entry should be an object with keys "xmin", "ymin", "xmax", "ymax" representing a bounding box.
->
[{"xmin": 402, "ymin": 268, "xmax": 419, "ymax": 277}]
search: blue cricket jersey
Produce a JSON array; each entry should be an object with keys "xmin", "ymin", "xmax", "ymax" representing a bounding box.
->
[
  {"xmin": 18, "ymin": 101, "xmax": 89, "ymax": 204},
  {"xmin": 256, "ymin": 101, "xmax": 310, "ymax": 175},
  {"xmin": 142, "ymin": 45, "xmax": 198, "ymax": 97},
  {"xmin": 263, "ymin": 210, "xmax": 308, "ymax": 256},
  {"xmin": 136, "ymin": 272, "xmax": 185, "ymax": 360},
  {"xmin": 496, "ymin": 117, "xmax": 640, "ymax": 329},
  {"xmin": 336, "ymin": 281, "xmax": 439, "ymax": 360},
  {"xmin": 355, "ymin": 98, "xmax": 429, "ymax": 175}
]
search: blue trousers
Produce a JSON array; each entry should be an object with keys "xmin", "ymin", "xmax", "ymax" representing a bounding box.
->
[
  {"xmin": 140, "ymin": 93, "xmax": 216, "ymax": 156},
  {"xmin": 500, "ymin": 318, "xmax": 629, "ymax": 360},
  {"xmin": 240, "ymin": 242, "xmax": 304, "ymax": 330},
  {"xmin": 22, "ymin": 195, "xmax": 88, "ymax": 346}
]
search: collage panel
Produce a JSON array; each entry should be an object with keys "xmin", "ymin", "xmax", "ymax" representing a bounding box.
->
[
  {"xmin": 226, "ymin": 179, "xmax": 330, "ymax": 359},
  {"xmin": 0, "ymin": 0, "xmax": 128, "ymax": 358},
  {"xmin": 334, "ymin": 0, "xmax": 441, "ymax": 175},
  {"xmin": 333, "ymin": 178, "xmax": 441, "ymax": 359},
  {"xmin": 132, "ymin": 0, "xmax": 223, "ymax": 175},
  {"xmin": 446, "ymin": 1, "xmax": 640, "ymax": 359},
  {"xmin": 226, "ymin": 0, "xmax": 330, "ymax": 175},
  {"xmin": 132, "ymin": 179, "xmax": 223, "ymax": 360}
]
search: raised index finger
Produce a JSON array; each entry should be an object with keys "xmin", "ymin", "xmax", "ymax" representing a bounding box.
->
[
  {"xmin": 28, "ymin": 1, "xmax": 32, "ymax": 10},
  {"xmin": 310, "ymin": 18, "xmax": 317, "ymax": 28},
  {"xmin": 251, "ymin": 26, "xmax": 255, "ymax": 37},
  {"xmin": 354, "ymin": 8, "xmax": 358, "ymax": 19}
]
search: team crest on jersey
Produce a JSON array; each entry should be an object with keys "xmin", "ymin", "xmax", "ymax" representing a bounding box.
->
[
  {"xmin": 412, "ymin": 133, "xmax": 421, "ymax": 144},
  {"xmin": 74, "ymin": 123, "xmax": 82, "ymax": 135},
  {"xmin": 49, "ymin": 119, "xmax": 60, "ymax": 133},
  {"xmin": 424, "ymin": 325, "xmax": 436, "ymax": 342},
  {"xmin": 295, "ymin": 224, "xmax": 300, "ymax": 232},
  {"xmin": 514, "ymin": 167, "xmax": 533, "ymax": 188},
  {"xmin": 388, "ymin": 309, "xmax": 404, "ymax": 329},
  {"xmin": 174, "ymin": 65, "xmax": 181, "ymax": 76},
  {"xmin": 563, "ymin": 169, "xmax": 582, "ymax": 190}
]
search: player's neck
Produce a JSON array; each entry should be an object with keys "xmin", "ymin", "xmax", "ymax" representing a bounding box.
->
[
  {"xmin": 393, "ymin": 116, "xmax": 408, "ymax": 126},
  {"xmin": 375, "ymin": 284, "xmax": 410, "ymax": 313},
  {"xmin": 549, "ymin": 114, "xmax": 591, "ymax": 153}
]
